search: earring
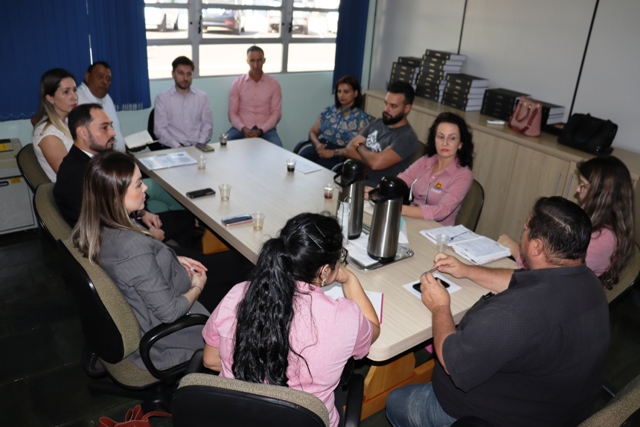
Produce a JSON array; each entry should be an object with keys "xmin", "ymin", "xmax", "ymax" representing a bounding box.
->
[{"xmin": 321, "ymin": 278, "xmax": 326, "ymax": 287}]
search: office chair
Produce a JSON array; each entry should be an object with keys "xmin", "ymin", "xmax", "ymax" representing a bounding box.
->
[
  {"xmin": 56, "ymin": 239, "xmax": 208, "ymax": 411},
  {"xmin": 172, "ymin": 370, "xmax": 365, "ymax": 427},
  {"xmin": 294, "ymin": 138, "xmax": 313, "ymax": 154},
  {"xmin": 605, "ymin": 243, "xmax": 640, "ymax": 307},
  {"xmin": 16, "ymin": 143, "xmax": 51, "ymax": 191},
  {"xmin": 146, "ymin": 108, "xmax": 164, "ymax": 151},
  {"xmin": 454, "ymin": 179, "xmax": 485, "ymax": 232},
  {"xmin": 33, "ymin": 183, "xmax": 71, "ymax": 244}
]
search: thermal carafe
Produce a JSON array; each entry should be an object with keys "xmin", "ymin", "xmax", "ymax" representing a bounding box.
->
[
  {"xmin": 334, "ymin": 159, "xmax": 366, "ymax": 239},
  {"xmin": 367, "ymin": 176, "xmax": 409, "ymax": 262}
]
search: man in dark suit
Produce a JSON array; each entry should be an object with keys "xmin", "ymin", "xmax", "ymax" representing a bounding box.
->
[{"xmin": 54, "ymin": 103, "xmax": 252, "ymax": 310}]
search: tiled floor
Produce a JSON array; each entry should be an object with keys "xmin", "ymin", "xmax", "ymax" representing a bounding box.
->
[{"xmin": 0, "ymin": 229, "xmax": 639, "ymax": 426}]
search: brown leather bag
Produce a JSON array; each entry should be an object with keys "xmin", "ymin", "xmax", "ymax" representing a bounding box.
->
[
  {"xmin": 508, "ymin": 96, "xmax": 542, "ymax": 137},
  {"xmin": 99, "ymin": 405, "xmax": 171, "ymax": 427}
]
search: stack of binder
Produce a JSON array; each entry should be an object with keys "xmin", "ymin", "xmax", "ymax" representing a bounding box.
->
[
  {"xmin": 540, "ymin": 101, "xmax": 565, "ymax": 126},
  {"xmin": 481, "ymin": 88, "xmax": 529, "ymax": 121},
  {"xmin": 415, "ymin": 50, "xmax": 466, "ymax": 102},
  {"xmin": 389, "ymin": 57, "xmax": 421, "ymax": 88},
  {"xmin": 442, "ymin": 74, "xmax": 489, "ymax": 111}
]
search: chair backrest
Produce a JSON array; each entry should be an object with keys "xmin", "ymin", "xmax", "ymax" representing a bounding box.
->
[
  {"xmin": 455, "ymin": 179, "xmax": 484, "ymax": 232},
  {"xmin": 33, "ymin": 183, "xmax": 72, "ymax": 244},
  {"xmin": 147, "ymin": 108, "xmax": 157, "ymax": 141},
  {"xmin": 172, "ymin": 373, "xmax": 330, "ymax": 427},
  {"xmin": 17, "ymin": 143, "xmax": 51, "ymax": 191},
  {"xmin": 412, "ymin": 141, "xmax": 428, "ymax": 163},
  {"xmin": 605, "ymin": 243, "xmax": 640, "ymax": 305},
  {"xmin": 578, "ymin": 373, "xmax": 640, "ymax": 427},
  {"xmin": 56, "ymin": 239, "xmax": 141, "ymax": 364}
]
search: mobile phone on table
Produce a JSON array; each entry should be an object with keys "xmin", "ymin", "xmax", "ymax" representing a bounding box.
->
[
  {"xmin": 196, "ymin": 142, "xmax": 215, "ymax": 152},
  {"xmin": 412, "ymin": 279, "xmax": 450, "ymax": 293},
  {"xmin": 221, "ymin": 213, "xmax": 252, "ymax": 226},
  {"xmin": 186, "ymin": 188, "xmax": 216, "ymax": 198}
]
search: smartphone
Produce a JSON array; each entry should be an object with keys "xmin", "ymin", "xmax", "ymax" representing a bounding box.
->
[
  {"xmin": 412, "ymin": 279, "xmax": 450, "ymax": 293},
  {"xmin": 186, "ymin": 188, "xmax": 216, "ymax": 198},
  {"xmin": 196, "ymin": 143, "xmax": 215, "ymax": 152},
  {"xmin": 221, "ymin": 214, "xmax": 253, "ymax": 226}
]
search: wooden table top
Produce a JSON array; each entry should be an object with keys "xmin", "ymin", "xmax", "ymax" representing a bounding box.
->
[{"xmin": 136, "ymin": 138, "xmax": 516, "ymax": 362}]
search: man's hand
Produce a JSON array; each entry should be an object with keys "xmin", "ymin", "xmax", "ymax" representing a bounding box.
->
[
  {"xmin": 140, "ymin": 210, "xmax": 162, "ymax": 229},
  {"xmin": 420, "ymin": 272, "xmax": 451, "ymax": 312},
  {"xmin": 433, "ymin": 253, "xmax": 469, "ymax": 279}
]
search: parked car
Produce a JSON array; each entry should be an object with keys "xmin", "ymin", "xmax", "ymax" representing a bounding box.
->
[
  {"xmin": 145, "ymin": 7, "xmax": 180, "ymax": 31},
  {"xmin": 202, "ymin": 9, "xmax": 244, "ymax": 35}
]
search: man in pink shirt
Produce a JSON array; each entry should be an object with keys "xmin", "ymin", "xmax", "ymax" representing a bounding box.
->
[{"xmin": 227, "ymin": 46, "xmax": 283, "ymax": 146}]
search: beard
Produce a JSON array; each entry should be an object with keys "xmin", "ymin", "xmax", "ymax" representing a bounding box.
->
[
  {"xmin": 382, "ymin": 110, "xmax": 405, "ymax": 125},
  {"xmin": 88, "ymin": 133, "xmax": 115, "ymax": 153}
]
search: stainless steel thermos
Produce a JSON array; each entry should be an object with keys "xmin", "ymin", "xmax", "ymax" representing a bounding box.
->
[
  {"xmin": 334, "ymin": 159, "xmax": 366, "ymax": 239},
  {"xmin": 367, "ymin": 176, "xmax": 409, "ymax": 262}
]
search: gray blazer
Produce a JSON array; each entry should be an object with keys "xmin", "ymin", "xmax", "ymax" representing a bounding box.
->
[{"xmin": 100, "ymin": 227, "xmax": 209, "ymax": 370}]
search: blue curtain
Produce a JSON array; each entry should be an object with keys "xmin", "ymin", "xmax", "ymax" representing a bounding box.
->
[
  {"xmin": 0, "ymin": 0, "xmax": 90, "ymax": 121},
  {"xmin": 332, "ymin": 0, "xmax": 370, "ymax": 90},
  {"xmin": 87, "ymin": 0, "xmax": 151, "ymax": 111}
]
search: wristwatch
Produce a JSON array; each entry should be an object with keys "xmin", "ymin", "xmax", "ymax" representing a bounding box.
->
[{"xmin": 334, "ymin": 148, "xmax": 340, "ymax": 157}]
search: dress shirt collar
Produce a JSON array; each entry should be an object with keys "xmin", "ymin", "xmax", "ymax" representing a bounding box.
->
[{"xmin": 426, "ymin": 154, "xmax": 462, "ymax": 176}]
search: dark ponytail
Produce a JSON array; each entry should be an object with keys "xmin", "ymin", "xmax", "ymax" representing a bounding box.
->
[{"xmin": 232, "ymin": 212, "xmax": 343, "ymax": 385}]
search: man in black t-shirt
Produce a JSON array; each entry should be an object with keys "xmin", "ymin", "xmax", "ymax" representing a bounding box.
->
[{"xmin": 386, "ymin": 197, "xmax": 609, "ymax": 427}]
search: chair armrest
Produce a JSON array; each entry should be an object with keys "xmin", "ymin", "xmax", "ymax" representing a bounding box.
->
[
  {"xmin": 293, "ymin": 138, "xmax": 312, "ymax": 154},
  {"xmin": 344, "ymin": 373, "xmax": 364, "ymax": 427},
  {"xmin": 139, "ymin": 313, "xmax": 209, "ymax": 383},
  {"xmin": 451, "ymin": 416, "xmax": 496, "ymax": 427}
]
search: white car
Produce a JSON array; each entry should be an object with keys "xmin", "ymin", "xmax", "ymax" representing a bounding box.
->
[{"xmin": 145, "ymin": 7, "xmax": 180, "ymax": 31}]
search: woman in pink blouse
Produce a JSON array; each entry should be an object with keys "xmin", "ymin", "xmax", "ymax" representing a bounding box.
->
[
  {"xmin": 500, "ymin": 156, "xmax": 634, "ymax": 289},
  {"xmin": 397, "ymin": 112, "xmax": 474, "ymax": 226},
  {"xmin": 202, "ymin": 213, "xmax": 380, "ymax": 427}
]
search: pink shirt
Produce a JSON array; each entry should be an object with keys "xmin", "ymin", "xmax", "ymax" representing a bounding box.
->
[
  {"xmin": 228, "ymin": 73, "xmax": 282, "ymax": 132},
  {"xmin": 203, "ymin": 281, "xmax": 373, "ymax": 427},
  {"xmin": 516, "ymin": 227, "xmax": 616, "ymax": 276},
  {"xmin": 398, "ymin": 155, "xmax": 473, "ymax": 226},
  {"xmin": 154, "ymin": 86, "xmax": 213, "ymax": 148}
]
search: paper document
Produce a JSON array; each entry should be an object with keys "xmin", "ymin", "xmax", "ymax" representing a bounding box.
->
[
  {"xmin": 138, "ymin": 152, "xmax": 197, "ymax": 170},
  {"xmin": 125, "ymin": 130, "xmax": 155, "ymax": 149},
  {"xmin": 324, "ymin": 284, "xmax": 384, "ymax": 323},
  {"xmin": 420, "ymin": 225, "xmax": 510, "ymax": 265},
  {"xmin": 403, "ymin": 273, "xmax": 462, "ymax": 298},
  {"xmin": 294, "ymin": 161, "xmax": 322, "ymax": 174}
]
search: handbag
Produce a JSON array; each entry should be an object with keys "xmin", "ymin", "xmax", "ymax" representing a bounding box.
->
[
  {"xmin": 99, "ymin": 405, "xmax": 171, "ymax": 427},
  {"xmin": 558, "ymin": 113, "xmax": 617, "ymax": 155},
  {"xmin": 508, "ymin": 96, "xmax": 542, "ymax": 137}
]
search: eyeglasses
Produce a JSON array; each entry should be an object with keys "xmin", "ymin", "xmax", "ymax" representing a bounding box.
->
[
  {"xmin": 578, "ymin": 182, "xmax": 590, "ymax": 191},
  {"xmin": 339, "ymin": 247, "xmax": 349, "ymax": 265}
]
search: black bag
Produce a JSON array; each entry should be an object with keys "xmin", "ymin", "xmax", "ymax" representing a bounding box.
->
[{"xmin": 558, "ymin": 113, "xmax": 617, "ymax": 155}]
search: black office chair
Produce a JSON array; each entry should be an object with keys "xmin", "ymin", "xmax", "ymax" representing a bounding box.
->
[
  {"xmin": 146, "ymin": 108, "xmax": 165, "ymax": 151},
  {"xmin": 172, "ymin": 370, "xmax": 364, "ymax": 427},
  {"xmin": 454, "ymin": 179, "xmax": 485, "ymax": 232},
  {"xmin": 56, "ymin": 239, "xmax": 207, "ymax": 411},
  {"xmin": 294, "ymin": 138, "xmax": 313, "ymax": 154},
  {"xmin": 16, "ymin": 143, "xmax": 51, "ymax": 191}
]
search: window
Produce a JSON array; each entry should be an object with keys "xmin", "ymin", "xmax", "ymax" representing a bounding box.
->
[{"xmin": 144, "ymin": 0, "xmax": 340, "ymax": 79}]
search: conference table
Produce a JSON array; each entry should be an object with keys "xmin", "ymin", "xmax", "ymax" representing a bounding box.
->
[{"xmin": 135, "ymin": 138, "xmax": 517, "ymax": 418}]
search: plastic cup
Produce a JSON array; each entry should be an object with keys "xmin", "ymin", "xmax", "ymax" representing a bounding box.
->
[
  {"xmin": 435, "ymin": 233, "xmax": 448, "ymax": 254},
  {"xmin": 197, "ymin": 154, "xmax": 206, "ymax": 170},
  {"xmin": 323, "ymin": 183, "xmax": 334, "ymax": 199},
  {"xmin": 219, "ymin": 133, "xmax": 228, "ymax": 146},
  {"xmin": 286, "ymin": 158, "xmax": 296, "ymax": 172},
  {"xmin": 218, "ymin": 184, "xmax": 231, "ymax": 201},
  {"xmin": 252, "ymin": 212, "xmax": 266, "ymax": 230}
]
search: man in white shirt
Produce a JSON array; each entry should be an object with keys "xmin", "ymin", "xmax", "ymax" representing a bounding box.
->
[
  {"xmin": 76, "ymin": 61, "xmax": 126, "ymax": 152},
  {"xmin": 154, "ymin": 56, "xmax": 213, "ymax": 148}
]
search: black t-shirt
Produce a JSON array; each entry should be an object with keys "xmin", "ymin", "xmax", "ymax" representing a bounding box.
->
[{"xmin": 433, "ymin": 265, "xmax": 609, "ymax": 427}]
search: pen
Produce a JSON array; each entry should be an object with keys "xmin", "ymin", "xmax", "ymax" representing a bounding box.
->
[
  {"xmin": 422, "ymin": 267, "xmax": 437, "ymax": 276},
  {"xmin": 449, "ymin": 231, "xmax": 468, "ymax": 242}
]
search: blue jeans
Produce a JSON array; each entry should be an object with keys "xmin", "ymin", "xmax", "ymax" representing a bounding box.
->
[
  {"xmin": 386, "ymin": 383, "xmax": 457, "ymax": 427},
  {"xmin": 226, "ymin": 126, "xmax": 283, "ymax": 147}
]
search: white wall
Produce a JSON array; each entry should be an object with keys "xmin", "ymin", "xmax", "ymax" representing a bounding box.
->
[
  {"xmin": 0, "ymin": 72, "xmax": 335, "ymax": 153},
  {"xmin": 367, "ymin": 0, "xmax": 640, "ymax": 153}
]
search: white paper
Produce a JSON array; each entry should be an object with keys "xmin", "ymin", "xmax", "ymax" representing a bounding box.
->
[
  {"xmin": 125, "ymin": 130, "xmax": 154, "ymax": 149},
  {"xmin": 323, "ymin": 284, "xmax": 384, "ymax": 323},
  {"xmin": 138, "ymin": 152, "xmax": 197, "ymax": 170},
  {"xmin": 419, "ymin": 225, "xmax": 510, "ymax": 265},
  {"xmin": 345, "ymin": 233, "xmax": 379, "ymax": 267},
  {"xmin": 402, "ymin": 273, "xmax": 462, "ymax": 299},
  {"xmin": 294, "ymin": 160, "xmax": 322, "ymax": 174}
]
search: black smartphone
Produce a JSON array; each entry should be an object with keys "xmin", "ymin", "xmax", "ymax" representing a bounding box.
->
[
  {"xmin": 186, "ymin": 188, "xmax": 216, "ymax": 198},
  {"xmin": 196, "ymin": 143, "xmax": 215, "ymax": 152},
  {"xmin": 412, "ymin": 279, "xmax": 451, "ymax": 293},
  {"xmin": 221, "ymin": 214, "xmax": 253, "ymax": 226}
]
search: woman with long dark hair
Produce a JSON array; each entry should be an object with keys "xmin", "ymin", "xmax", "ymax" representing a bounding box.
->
[
  {"xmin": 202, "ymin": 213, "xmax": 380, "ymax": 427},
  {"xmin": 71, "ymin": 151, "xmax": 209, "ymax": 370},
  {"xmin": 397, "ymin": 112, "xmax": 475, "ymax": 225},
  {"xmin": 33, "ymin": 68, "xmax": 78, "ymax": 181},
  {"xmin": 499, "ymin": 156, "xmax": 634, "ymax": 289},
  {"xmin": 300, "ymin": 75, "xmax": 370, "ymax": 169}
]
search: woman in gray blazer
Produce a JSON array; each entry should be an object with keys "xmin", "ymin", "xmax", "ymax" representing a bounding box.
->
[{"xmin": 70, "ymin": 151, "xmax": 208, "ymax": 371}]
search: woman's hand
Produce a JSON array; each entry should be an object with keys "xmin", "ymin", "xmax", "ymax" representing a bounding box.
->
[
  {"xmin": 140, "ymin": 211, "xmax": 162, "ymax": 229},
  {"xmin": 364, "ymin": 186, "xmax": 374, "ymax": 201},
  {"xmin": 148, "ymin": 225, "xmax": 165, "ymax": 242},
  {"xmin": 177, "ymin": 256, "xmax": 208, "ymax": 278},
  {"xmin": 318, "ymin": 148, "xmax": 335, "ymax": 159},
  {"xmin": 497, "ymin": 234, "xmax": 520, "ymax": 258}
]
